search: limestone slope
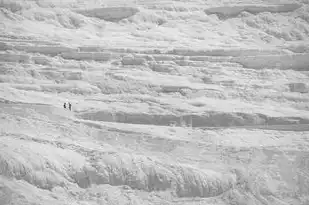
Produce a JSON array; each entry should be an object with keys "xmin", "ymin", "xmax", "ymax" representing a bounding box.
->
[{"xmin": 1, "ymin": 0, "xmax": 309, "ymax": 205}]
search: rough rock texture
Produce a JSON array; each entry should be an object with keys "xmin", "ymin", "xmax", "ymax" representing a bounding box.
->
[{"xmin": 1, "ymin": 0, "xmax": 309, "ymax": 205}]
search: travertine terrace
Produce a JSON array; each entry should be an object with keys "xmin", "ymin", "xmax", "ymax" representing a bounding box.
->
[{"xmin": 1, "ymin": 0, "xmax": 309, "ymax": 204}]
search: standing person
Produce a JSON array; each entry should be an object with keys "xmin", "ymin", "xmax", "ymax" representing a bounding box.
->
[
  {"xmin": 63, "ymin": 102, "xmax": 66, "ymax": 109},
  {"xmin": 68, "ymin": 102, "xmax": 72, "ymax": 111}
]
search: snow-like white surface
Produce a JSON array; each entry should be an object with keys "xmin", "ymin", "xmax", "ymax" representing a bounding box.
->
[{"xmin": 1, "ymin": 0, "xmax": 309, "ymax": 205}]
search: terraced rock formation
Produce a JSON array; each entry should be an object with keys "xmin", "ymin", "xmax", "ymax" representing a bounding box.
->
[
  {"xmin": 1, "ymin": 0, "xmax": 309, "ymax": 205},
  {"xmin": 204, "ymin": 3, "xmax": 302, "ymax": 19}
]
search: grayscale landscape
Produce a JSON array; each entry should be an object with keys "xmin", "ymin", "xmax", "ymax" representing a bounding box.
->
[{"xmin": 0, "ymin": 0, "xmax": 309, "ymax": 204}]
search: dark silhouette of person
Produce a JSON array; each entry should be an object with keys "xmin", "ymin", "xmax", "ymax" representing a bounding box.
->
[
  {"xmin": 68, "ymin": 102, "xmax": 72, "ymax": 111},
  {"xmin": 63, "ymin": 102, "xmax": 66, "ymax": 109}
]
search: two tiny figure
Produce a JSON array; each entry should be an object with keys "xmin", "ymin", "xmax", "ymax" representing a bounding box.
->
[{"xmin": 63, "ymin": 102, "xmax": 72, "ymax": 111}]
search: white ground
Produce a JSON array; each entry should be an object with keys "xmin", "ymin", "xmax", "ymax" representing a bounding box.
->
[{"xmin": 1, "ymin": 0, "xmax": 309, "ymax": 204}]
